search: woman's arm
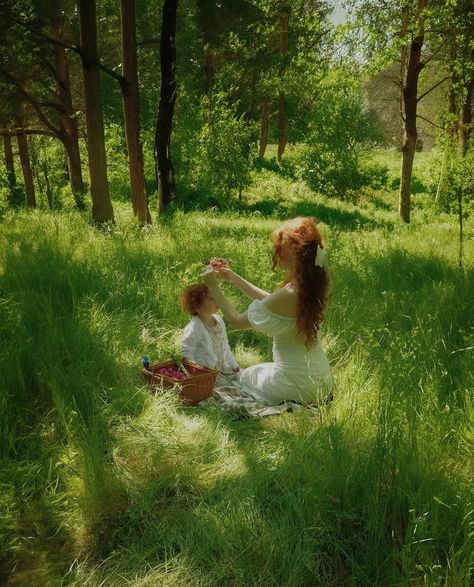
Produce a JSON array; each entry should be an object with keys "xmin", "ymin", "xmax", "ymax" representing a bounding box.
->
[
  {"xmin": 217, "ymin": 267, "xmax": 269, "ymax": 300},
  {"xmin": 203, "ymin": 268, "xmax": 252, "ymax": 330}
]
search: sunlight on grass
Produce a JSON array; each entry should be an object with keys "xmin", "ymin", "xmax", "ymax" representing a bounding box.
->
[{"xmin": 1, "ymin": 184, "xmax": 473, "ymax": 585}]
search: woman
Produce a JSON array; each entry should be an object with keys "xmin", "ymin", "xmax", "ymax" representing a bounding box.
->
[{"xmin": 203, "ymin": 217, "xmax": 334, "ymax": 406}]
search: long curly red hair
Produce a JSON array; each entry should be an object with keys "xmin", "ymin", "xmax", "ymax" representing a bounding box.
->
[{"xmin": 271, "ymin": 217, "xmax": 330, "ymax": 347}]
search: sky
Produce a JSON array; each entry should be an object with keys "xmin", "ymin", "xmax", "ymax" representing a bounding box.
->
[{"xmin": 328, "ymin": 2, "xmax": 347, "ymax": 26}]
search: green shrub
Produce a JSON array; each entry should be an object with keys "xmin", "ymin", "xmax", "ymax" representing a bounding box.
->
[
  {"xmin": 298, "ymin": 71, "xmax": 384, "ymax": 196},
  {"xmin": 359, "ymin": 161, "xmax": 389, "ymax": 190},
  {"xmin": 174, "ymin": 95, "xmax": 258, "ymax": 207}
]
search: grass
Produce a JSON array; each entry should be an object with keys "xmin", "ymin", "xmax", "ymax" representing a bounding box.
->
[{"xmin": 0, "ymin": 172, "xmax": 473, "ymax": 585}]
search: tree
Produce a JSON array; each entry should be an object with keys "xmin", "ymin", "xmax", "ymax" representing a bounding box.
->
[
  {"xmin": 120, "ymin": 0, "xmax": 152, "ymax": 224},
  {"xmin": 49, "ymin": 0, "xmax": 85, "ymax": 208},
  {"xmin": 78, "ymin": 0, "xmax": 115, "ymax": 223},
  {"xmin": 17, "ymin": 133, "xmax": 36, "ymax": 207},
  {"xmin": 398, "ymin": 0, "xmax": 427, "ymax": 223},
  {"xmin": 2, "ymin": 135, "xmax": 16, "ymax": 189},
  {"xmin": 351, "ymin": 0, "xmax": 453, "ymax": 222},
  {"xmin": 277, "ymin": 9, "xmax": 289, "ymax": 162},
  {"xmin": 155, "ymin": 0, "xmax": 178, "ymax": 212},
  {"xmin": 0, "ymin": 0, "xmax": 86, "ymax": 209}
]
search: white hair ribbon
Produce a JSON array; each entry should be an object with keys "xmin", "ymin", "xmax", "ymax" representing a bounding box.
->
[{"xmin": 314, "ymin": 246, "xmax": 327, "ymax": 268}]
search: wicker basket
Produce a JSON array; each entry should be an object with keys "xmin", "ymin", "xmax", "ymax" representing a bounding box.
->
[{"xmin": 142, "ymin": 359, "xmax": 218, "ymax": 405}]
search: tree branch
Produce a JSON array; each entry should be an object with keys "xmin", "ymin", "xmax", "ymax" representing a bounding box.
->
[
  {"xmin": 381, "ymin": 73, "xmax": 402, "ymax": 88},
  {"xmin": 9, "ymin": 14, "xmax": 82, "ymax": 55},
  {"xmin": 421, "ymin": 38, "xmax": 447, "ymax": 67},
  {"xmin": 137, "ymin": 37, "xmax": 161, "ymax": 47},
  {"xmin": 96, "ymin": 60, "xmax": 125, "ymax": 85},
  {"xmin": 9, "ymin": 14, "xmax": 124, "ymax": 84},
  {"xmin": 303, "ymin": 31, "xmax": 329, "ymax": 53},
  {"xmin": 417, "ymin": 76, "xmax": 449, "ymax": 102},
  {"xmin": 416, "ymin": 114, "xmax": 445, "ymax": 130},
  {"xmin": 0, "ymin": 70, "xmax": 62, "ymax": 136},
  {"xmin": 0, "ymin": 127, "xmax": 58, "ymax": 137}
]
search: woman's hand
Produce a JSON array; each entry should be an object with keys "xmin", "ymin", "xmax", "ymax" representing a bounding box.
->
[
  {"xmin": 215, "ymin": 266, "xmax": 235, "ymax": 282},
  {"xmin": 202, "ymin": 265, "xmax": 219, "ymax": 289},
  {"xmin": 204, "ymin": 257, "xmax": 235, "ymax": 283}
]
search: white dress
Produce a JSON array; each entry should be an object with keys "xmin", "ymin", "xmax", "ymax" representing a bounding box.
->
[{"xmin": 238, "ymin": 299, "xmax": 334, "ymax": 404}]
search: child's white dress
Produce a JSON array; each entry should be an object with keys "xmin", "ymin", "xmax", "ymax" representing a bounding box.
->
[
  {"xmin": 237, "ymin": 299, "xmax": 334, "ymax": 404},
  {"xmin": 181, "ymin": 314, "xmax": 238, "ymax": 378}
]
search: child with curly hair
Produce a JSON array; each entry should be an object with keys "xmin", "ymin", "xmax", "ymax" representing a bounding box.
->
[{"xmin": 180, "ymin": 282, "xmax": 240, "ymax": 381}]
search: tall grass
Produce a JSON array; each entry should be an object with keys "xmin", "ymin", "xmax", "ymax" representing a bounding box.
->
[{"xmin": 0, "ymin": 191, "xmax": 473, "ymax": 585}]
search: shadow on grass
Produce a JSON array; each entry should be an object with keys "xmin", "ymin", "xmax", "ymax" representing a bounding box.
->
[
  {"xmin": 167, "ymin": 191, "xmax": 394, "ymax": 232},
  {"xmin": 244, "ymin": 198, "xmax": 394, "ymax": 231},
  {"xmin": 331, "ymin": 245, "xmax": 474, "ymax": 412},
  {"xmin": 84, "ymin": 403, "xmax": 472, "ymax": 585}
]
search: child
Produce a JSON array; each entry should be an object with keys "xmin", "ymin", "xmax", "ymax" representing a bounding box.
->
[{"xmin": 180, "ymin": 283, "xmax": 240, "ymax": 382}]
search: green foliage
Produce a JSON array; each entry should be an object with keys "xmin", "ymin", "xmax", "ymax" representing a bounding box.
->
[
  {"xmin": 297, "ymin": 71, "xmax": 385, "ymax": 196},
  {"xmin": 442, "ymin": 148, "xmax": 474, "ymax": 218},
  {"xmin": 174, "ymin": 95, "xmax": 258, "ymax": 205},
  {"xmin": 104, "ymin": 123, "xmax": 132, "ymax": 202}
]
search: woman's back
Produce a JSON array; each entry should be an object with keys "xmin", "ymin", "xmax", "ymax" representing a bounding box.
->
[{"xmin": 248, "ymin": 299, "xmax": 331, "ymax": 375}]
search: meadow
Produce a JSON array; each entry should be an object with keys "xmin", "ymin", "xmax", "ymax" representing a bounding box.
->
[{"xmin": 1, "ymin": 162, "xmax": 473, "ymax": 586}]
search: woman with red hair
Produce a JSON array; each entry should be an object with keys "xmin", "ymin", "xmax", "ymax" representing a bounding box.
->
[{"xmin": 203, "ymin": 217, "xmax": 334, "ymax": 406}]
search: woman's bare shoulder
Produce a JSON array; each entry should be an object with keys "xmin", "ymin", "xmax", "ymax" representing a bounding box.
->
[{"xmin": 263, "ymin": 285, "xmax": 297, "ymax": 318}]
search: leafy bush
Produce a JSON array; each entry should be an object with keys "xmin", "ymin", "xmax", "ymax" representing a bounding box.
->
[
  {"xmin": 298, "ymin": 73, "xmax": 385, "ymax": 196},
  {"xmin": 359, "ymin": 161, "xmax": 389, "ymax": 190},
  {"xmin": 174, "ymin": 94, "xmax": 258, "ymax": 206}
]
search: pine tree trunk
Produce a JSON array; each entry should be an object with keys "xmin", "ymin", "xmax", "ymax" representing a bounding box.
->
[
  {"xmin": 120, "ymin": 0, "xmax": 151, "ymax": 224},
  {"xmin": 398, "ymin": 0, "xmax": 426, "ymax": 223},
  {"xmin": 154, "ymin": 0, "xmax": 178, "ymax": 213},
  {"xmin": 50, "ymin": 0, "xmax": 85, "ymax": 209},
  {"xmin": 259, "ymin": 99, "xmax": 269, "ymax": 158},
  {"xmin": 17, "ymin": 134, "xmax": 36, "ymax": 207},
  {"xmin": 3, "ymin": 135, "xmax": 16, "ymax": 188},
  {"xmin": 277, "ymin": 12, "xmax": 289, "ymax": 163},
  {"xmin": 78, "ymin": 0, "xmax": 114, "ymax": 224}
]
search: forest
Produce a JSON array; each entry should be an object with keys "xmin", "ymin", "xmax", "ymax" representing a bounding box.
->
[{"xmin": 0, "ymin": 0, "xmax": 473, "ymax": 585}]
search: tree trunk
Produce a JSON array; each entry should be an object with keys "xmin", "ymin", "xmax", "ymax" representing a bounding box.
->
[
  {"xmin": 399, "ymin": 136, "xmax": 417, "ymax": 222},
  {"xmin": 259, "ymin": 99, "xmax": 269, "ymax": 158},
  {"xmin": 3, "ymin": 135, "xmax": 16, "ymax": 188},
  {"xmin": 120, "ymin": 0, "xmax": 151, "ymax": 224},
  {"xmin": 398, "ymin": 0, "xmax": 427, "ymax": 223},
  {"xmin": 62, "ymin": 134, "xmax": 85, "ymax": 208},
  {"xmin": 197, "ymin": 0, "xmax": 216, "ymax": 94},
  {"xmin": 17, "ymin": 134, "xmax": 36, "ymax": 207},
  {"xmin": 78, "ymin": 0, "xmax": 114, "ymax": 224},
  {"xmin": 277, "ymin": 11, "xmax": 289, "ymax": 163},
  {"xmin": 458, "ymin": 52, "xmax": 473, "ymax": 155},
  {"xmin": 50, "ymin": 0, "xmax": 85, "ymax": 209},
  {"xmin": 38, "ymin": 156, "xmax": 54, "ymax": 210},
  {"xmin": 154, "ymin": 0, "xmax": 178, "ymax": 213}
]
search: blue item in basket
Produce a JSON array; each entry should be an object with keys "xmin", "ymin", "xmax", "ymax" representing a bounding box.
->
[{"xmin": 143, "ymin": 356, "xmax": 150, "ymax": 368}]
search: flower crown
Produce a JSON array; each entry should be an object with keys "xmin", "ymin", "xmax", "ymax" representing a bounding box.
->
[{"xmin": 315, "ymin": 245, "xmax": 327, "ymax": 268}]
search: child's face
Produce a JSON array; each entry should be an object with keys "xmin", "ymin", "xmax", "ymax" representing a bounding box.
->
[{"xmin": 198, "ymin": 294, "xmax": 219, "ymax": 314}]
